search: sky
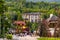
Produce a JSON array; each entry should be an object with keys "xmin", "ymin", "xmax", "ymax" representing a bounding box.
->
[{"xmin": 26, "ymin": 0, "xmax": 60, "ymax": 2}]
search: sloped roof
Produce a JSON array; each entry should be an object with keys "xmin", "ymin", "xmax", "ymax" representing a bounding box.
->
[{"xmin": 47, "ymin": 15, "xmax": 59, "ymax": 22}]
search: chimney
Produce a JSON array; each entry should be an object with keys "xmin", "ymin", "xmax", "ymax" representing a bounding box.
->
[{"xmin": 50, "ymin": 14, "xmax": 53, "ymax": 18}]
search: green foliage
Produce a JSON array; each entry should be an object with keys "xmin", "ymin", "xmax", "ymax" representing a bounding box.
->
[
  {"xmin": 0, "ymin": 34, "xmax": 5, "ymax": 38},
  {"xmin": 30, "ymin": 23, "xmax": 39, "ymax": 31},
  {"xmin": 5, "ymin": 0, "xmax": 60, "ymax": 19},
  {"xmin": 26, "ymin": 22, "xmax": 38, "ymax": 31},
  {"xmin": 0, "ymin": 0, "xmax": 12, "ymax": 38},
  {"xmin": 38, "ymin": 37, "xmax": 60, "ymax": 40},
  {"xmin": 6, "ymin": 34, "xmax": 12, "ymax": 39},
  {"xmin": 0, "ymin": 0, "xmax": 5, "ymax": 14},
  {"xmin": 26, "ymin": 22, "xmax": 32, "ymax": 27},
  {"xmin": 0, "ymin": 0, "xmax": 7, "ymax": 14},
  {"xmin": 0, "ymin": 0, "xmax": 7, "ymax": 38}
]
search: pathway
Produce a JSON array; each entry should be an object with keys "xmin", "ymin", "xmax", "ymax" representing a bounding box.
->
[
  {"xmin": 0, "ymin": 35, "xmax": 40, "ymax": 40},
  {"xmin": 13, "ymin": 35, "xmax": 40, "ymax": 40}
]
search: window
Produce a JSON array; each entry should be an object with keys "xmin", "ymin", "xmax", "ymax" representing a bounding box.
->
[
  {"xmin": 35, "ymin": 15, "xmax": 38, "ymax": 19},
  {"xmin": 31, "ymin": 19, "xmax": 34, "ymax": 22},
  {"xmin": 35, "ymin": 19, "xmax": 37, "ymax": 22},
  {"xmin": 49, "ymin": 23, "xmax": 56, "ymax": 28}
]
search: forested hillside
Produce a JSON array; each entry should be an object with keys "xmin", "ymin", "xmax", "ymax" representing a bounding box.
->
[{"xmin": 5, "ymin": 0, "xmax": 60, "ymax": 19}]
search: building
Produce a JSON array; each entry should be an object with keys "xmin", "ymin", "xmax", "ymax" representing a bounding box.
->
[
  {"xmin": 41, "ymin": 14, "xmax": 60, "ymax": 37},
  {"xmin": 22, "ymin": 12, "xmax": 41, "ymax": 23}
]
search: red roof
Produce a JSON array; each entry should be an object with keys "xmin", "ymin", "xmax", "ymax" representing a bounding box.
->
[{"xmin": 14, "ymin": 21, "xmax": 26, "ymax": 25}]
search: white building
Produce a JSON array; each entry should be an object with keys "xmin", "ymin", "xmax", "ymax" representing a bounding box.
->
[{"xmin": 22, "ymin": 12, "xmax": 41, "ymax": 23}]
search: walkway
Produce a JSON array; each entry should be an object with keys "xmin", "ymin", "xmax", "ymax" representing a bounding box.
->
[
  {"xmin": 0, "ymin": 35, "xmax": 40, "ymax": 40},
  {"xmin": 13, "ymin": 35, "xmax": 40, "ymax": 40}
]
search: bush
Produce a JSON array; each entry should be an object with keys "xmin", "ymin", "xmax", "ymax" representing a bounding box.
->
[
  {"xmin": 6, "ymin": 34, "xmax": 12, "ymax": 39},
  {"xmin": 0, "ymin": 35, "xmax": 4, "ymax": 38}
]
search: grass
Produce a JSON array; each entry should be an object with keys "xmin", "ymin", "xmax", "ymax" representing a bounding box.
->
[{"xmin": 37, "ymin": 37, "xmax": 60, "ymax": 40}]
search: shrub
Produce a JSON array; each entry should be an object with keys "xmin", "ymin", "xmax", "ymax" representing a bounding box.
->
[
  {"xmin": 6, "ymin": 34, "xmax": 12, "ymax": 40},
  {"xmin": 0, "ymin": 34, "xmax": 4, "ymax": 38}
]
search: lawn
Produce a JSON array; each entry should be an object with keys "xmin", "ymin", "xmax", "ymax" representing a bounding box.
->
[{"xmin": 38, "ymin": 37, "xmax": 60, "ymax": 40}]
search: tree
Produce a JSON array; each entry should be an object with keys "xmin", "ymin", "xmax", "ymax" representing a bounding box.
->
[
  {"xmin": 55, "ymin": 8, "xmax": 60, "ymax": 17},
  {"xmin": 0, "ymin": 0, "xmax": 8, "ymax": 38},
  {"xmin": 17, "ymin": 11, "xmax": 23, "ymax": 21},
  {"xmin": 30, "ymin": 23, "xmax": 38, "ymax": 34},
  {"xmin": 40, "ymin": 23, "xmax": 47, "ymax": 37}
]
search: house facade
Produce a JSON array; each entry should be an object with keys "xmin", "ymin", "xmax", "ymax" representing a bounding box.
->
[{"xmin": 22, "ymin": 12, "xmax": 41, "ymax": 23}]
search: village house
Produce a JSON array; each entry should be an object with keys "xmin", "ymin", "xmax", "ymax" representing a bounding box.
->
[
  {"xmin": 22, "ymin": 12, "xmax": 41, "ymax": 23},
  {"xmin": 40, "ymin": 14, "xmax": 60, "ymax": 37}
]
